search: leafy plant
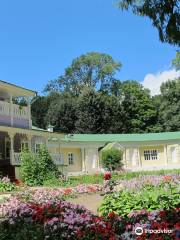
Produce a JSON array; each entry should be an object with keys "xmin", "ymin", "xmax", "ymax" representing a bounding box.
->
[
  {"xmin": 99, "ymin": 179, "xmax": 180, "ymax": 217},
  {"xmin": 20, "ymin": 146, "xmax": 61, "ymax": 186},
  {"xmin": 101, "ymin": 148, "xmax": 123, "ymax": 171},
  {"xmin": 0, "ymin": 177, "xmax": 16, "ymax": 192}
]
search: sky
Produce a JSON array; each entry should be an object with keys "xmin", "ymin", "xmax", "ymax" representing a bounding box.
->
[{"xmin": 0, "ymin": 0, "xmax": 179, "ymax": 95}]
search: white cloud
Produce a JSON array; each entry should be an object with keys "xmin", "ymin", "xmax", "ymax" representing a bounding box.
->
[{"xmin": 142, "ymin": 69, "xmax": 180, "ymax": 96}]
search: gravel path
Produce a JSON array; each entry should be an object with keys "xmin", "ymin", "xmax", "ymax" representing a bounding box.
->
[{"xmin": 69, "ymin": 193, "xmax": 104, "ymax": 214}]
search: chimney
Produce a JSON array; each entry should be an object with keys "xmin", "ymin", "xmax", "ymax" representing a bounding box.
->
[{"xmin": 47, "ymin": 124, "xmax": 54, "ymax": 133}]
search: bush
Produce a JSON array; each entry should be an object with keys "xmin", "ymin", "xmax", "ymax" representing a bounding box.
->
[
  {"xmin": 101, "ymin": 148, "xmax": 123, "ymax": 171},
  {"xmin": 20, "ymin": 146, "xmax": 60, "ymax": 186},
  {"xmin": 98, "ymin": 178, "xmax": 180, "ymax": 217},
  {"xmin": 0, "ymin": 176, "xmax": 16, "ymax": 192}
]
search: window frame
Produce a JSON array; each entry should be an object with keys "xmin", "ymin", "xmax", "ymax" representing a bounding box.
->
[
  {"xmin": 21, "ymin": 140, "xmax": 29, "ymax": 151},
  {"xmin": 68, "ymin": 152, "xmax": 75, "ymax": 165},
  {"xmin": 144, "ymin": 149, "xmax": 158, "ymax": 161},
  {"xmin": 35, "ymin": 142, "xmax": 43, "ymax": 154}
]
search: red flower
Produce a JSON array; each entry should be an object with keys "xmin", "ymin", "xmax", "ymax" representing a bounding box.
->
[
  {"xmin": 174, "ymin": 222, "xmax": 180, "ymax": 229},
  {"xmin": 163, "ymin": 175, "xmax": 172, "ymax": 182},
  {"xmin": 108, "ymin": 211, "xmax": 116, "ymax": 218},
  {"xmin": 104, "ymin": 172, "xmax": 111, "ymax": 180},
  {"xmin": 64, "ymin": 188, "xmax": 72, "ymax": 194}
]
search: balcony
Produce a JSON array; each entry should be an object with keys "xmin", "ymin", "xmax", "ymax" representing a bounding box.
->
[
  {"xmin": 12, "ymin": 153, "xmax": 64, "ymax": 166},
  {"xmin": 0, "ymin": 100, "xmax": 29, "ymax": 119}
]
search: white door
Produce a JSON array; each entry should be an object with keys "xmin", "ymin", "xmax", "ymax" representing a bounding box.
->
[
  {"xmin": 130, "ymin": 148, "xmax": 137, "ymax": 166},
  {"xmin": 85, "ymin": 148, "xmax": 97, "ymax": 172}
]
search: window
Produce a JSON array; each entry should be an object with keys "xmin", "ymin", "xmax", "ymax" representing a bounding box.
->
[
  {"xmin": 21, "ymin": 141, "xmax": 28, "ymax": 151},
  {"xmin": 35, "ymin": 143, "xmax": 42, "ymax": 154},
  {"xmin": 144, "ymin": 150, "xmax": 158, "ymax": 160},
  {"xmin": 68, "ymin": 153, "xmax": 74, "ymax": 165}
]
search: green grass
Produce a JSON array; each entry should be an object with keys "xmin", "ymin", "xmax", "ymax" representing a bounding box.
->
[{"xmin": 43, "ymin": 168, "xmax": 180, "ymax": 188}]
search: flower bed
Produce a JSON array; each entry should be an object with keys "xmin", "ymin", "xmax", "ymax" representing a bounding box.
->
[
  {"xmin": 99, "ymin": 175, "xmax": 180, "ymax": 217},
  {"xmin": 0, "ymin": 200, "xmax": 179, "ymax": 240},
  {"xmin": 118, "ymin": 173, "xmax": 180, "ymax": 191}
]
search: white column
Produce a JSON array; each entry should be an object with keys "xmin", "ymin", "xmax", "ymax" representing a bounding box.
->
[
  {"xmin": 8, "ymin": 132, "xmax": 15, "ymax": 165},
  {"xmin": 124, "ymin": 147, "xmax": 127, "ymax": 168},
  {"xmin": 164, "ymin": 145, "xmax": 168, "ymax": 165},
  {"xmin": 81, "ymin": 148, "xmax": 86, "ymax": 172},
  {"xmin": 10, "ymin": 94, "xmax": 13, "ymax": 126},
  {"xmin": 27, "ymin": 97, "xmax": 32, "ymax": 129},
  {"xmin": 137, "ymin": 147, "xmax": 141, "ymax": 167},
  {"xmin": 96, "ymin": 148, "xmax": 100, "ymax": 171}
]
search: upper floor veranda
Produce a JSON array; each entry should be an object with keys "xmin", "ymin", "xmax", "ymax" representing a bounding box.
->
[{"xmin": 0, "ymin": 80, "xmax": 36, "ymax": 129}]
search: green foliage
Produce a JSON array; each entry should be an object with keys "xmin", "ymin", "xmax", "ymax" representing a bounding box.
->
[
  {"xmin": 111, "ymin": 80, "xmax": 158, "ymax": 133},
  {"xmin": 44, "ymin": 52, "xmax": 121, "ymax": 95},
  {"xmin": 101, "ymin": 148, "xmax": 123, "ymax": 171},
  {"xmin": 75, "ymin": 88, "xmax": 116, "ymax": 133},
  {"xmin": 20, "ymin": 146, "xmax": 60, "ymax": 186},
  {"xmin": 43, "ymin": 173, "xmax": 104, "ymax": 187},
  {"xmin": 159, "ymin": 78, "xmax": 180, "ymax": 131},
  {"xmin": 46, "ymin": 93, "xmax": 77, "ymax": 133},
  {"xmin": 31, "ymin": 93, "xmax": 59, "ymax": 129},
  {"xmin": 0, "ymin": 178, "xmax": 16, "ymax": 192},
  {"xmin": 117, "ymin": 0, "xmax": 180, "ymax": 46},
  {"xmin": 172, "ymin": 51, "xmax": 180, "ymax": 70},
  {"xmin": 99, "ymin": 181, "xmax": 180, "ymax": 217}
]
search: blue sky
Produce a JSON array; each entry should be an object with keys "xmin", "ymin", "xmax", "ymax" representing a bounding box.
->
[{"xmin": 0, "ymin": 0, "xmax": 179, "ymax": 95}]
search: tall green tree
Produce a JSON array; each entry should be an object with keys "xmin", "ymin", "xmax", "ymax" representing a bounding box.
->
[
  {"xmin": 31, "ymin": 93, "xmax": 59, "ymax": 129},
  {"xmin": 45, "ymin": 93, "xmax": 77, "ymax": 133},
  {"xmin": 75, "ymin": 88, "xmax": 117, "ymax": 133},
  {"xmin": 112, "ymin": 80, "xmax": 158, "ymax": 133},
  {"xmin": 159, "ymin": 78, "xmax": 180, "ymax": 131},
  {"xmin": 44, "ymin": 52, "xmax": 121, "ymax": 95},
  {"xmin": 117, "ymin": 0, "xmax": 180, "ymax": 46}
]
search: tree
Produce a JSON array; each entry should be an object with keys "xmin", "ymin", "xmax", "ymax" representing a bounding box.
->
[
  {"xmin": 101, "ymin": 148, "xmax": 123, "ymax": 171},
  {"xmin": 112, "ymin": 80, "xmax": 158, "ymax": 133},
  {"xmin": 44, "ymin": 52, "xmax": 122, "ymax": 95},
  {"xmin": 117, "ymin": 0, "xmax": 180, "ymax": 46},
  {"xmin": 75, "ymin": 88, "xmax": 115, "ymax": 133},
  {"xmin": 172, "ymin": 51, "xmax": 180, "ymax": 70},
  {"xmin": 46, "ymin": 93, "xmax": 77, "ymax": 133},
  {"xmin": 31, "ymin": 93, "xmax": 59, "ymax": 129},
  {"xmin": 159, "ymin": 78, "xmax": 180, "ymax": 131}
]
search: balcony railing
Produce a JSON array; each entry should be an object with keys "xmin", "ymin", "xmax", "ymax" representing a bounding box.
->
[
  {"xmin": 12, "ymin": 153, "xmax": 64, "ymax": 166},
  {"xmin": 0, "ymin": 100, "xmax": 29, "ymax": 119}
]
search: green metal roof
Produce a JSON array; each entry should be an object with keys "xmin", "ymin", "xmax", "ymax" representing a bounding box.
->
[
  {"xmin": 32, "ymin": 126, "xmax": 48, "ymax": 132},
  {"xmin": 63, "ymin": 132, "xmax": 180, "ymax": 142}
]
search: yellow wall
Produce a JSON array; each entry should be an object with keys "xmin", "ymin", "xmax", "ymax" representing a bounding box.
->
[
  {"xmin": 48, "ymin": 146, "xmax": 82, "ymax": 172},
  {"xmin": 139, "ymin": 145, "xmax": 165, "ymax": 166}
]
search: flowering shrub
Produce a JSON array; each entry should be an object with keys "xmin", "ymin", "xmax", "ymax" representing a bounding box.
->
[
  {"xmin": 0, "ymin": 176, "xmax": 16, "ymax": 192},
  {"xmin": 0, "ymin": 200, "xmax": 179, "ymax": 240},
  {"xmin": 99, "ymin": 175, "xmax": 180, "ymax": 217},
  {"xmin": 118, "ymin": 173, "xmax": 180, "ymax": 191}
]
